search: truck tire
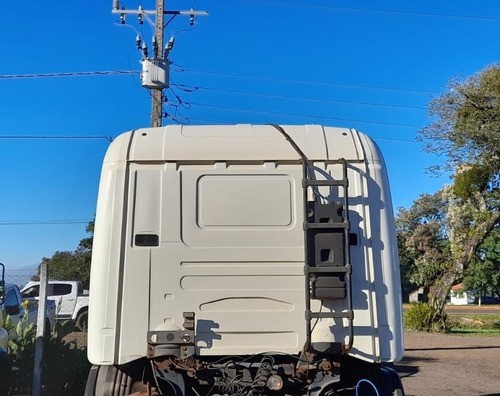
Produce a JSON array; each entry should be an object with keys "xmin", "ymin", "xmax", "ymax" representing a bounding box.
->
[
  {"xmin": 379, "ymin": 364, "xmax": 405, "ymax": 396},
  {"xmin": 84, "ymin": 365, "xmax": 132, "ymax": 396},
  {"xmin": 75, "ymin": 309, "xmax": 88, "ymax": 331}
]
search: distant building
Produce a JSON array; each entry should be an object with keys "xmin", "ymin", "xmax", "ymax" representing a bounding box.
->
[
  {"xmin": 449, "ymin": 283, "xmax": 475, "ymax": 305},
  {"xmin": 409, "ymin": 286, "xmax": 428, "ymax": 303}
]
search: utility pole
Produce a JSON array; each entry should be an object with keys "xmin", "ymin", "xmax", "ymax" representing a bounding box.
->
[
  {"xmin": 112, "ymin": 1, "xmax": 208, "ymax": 128},
  {"xmin": 151, "ymin": 0, "xmax": 164, "ymax": 127},
  {"xmin": 32, "ymin": 262, "xmax": 48, "ymax": 396}
]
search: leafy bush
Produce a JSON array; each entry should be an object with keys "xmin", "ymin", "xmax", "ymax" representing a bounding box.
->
[
  {"xmin": 7, "ymin": 315, "xmax": 91, "ymax": 395},
  {"xmin": 1, "ymin": 312, "xmax": 14, "ymax": 333},
  {"xmin": 8, "ymin": 314, "xmax": 36, "ymax": 393},
  {"xmin": 404, "ymin": 302, "xmax": 449, "ymax": 332}
]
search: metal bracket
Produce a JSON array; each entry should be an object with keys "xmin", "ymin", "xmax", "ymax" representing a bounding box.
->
[{"xmin": 147, "ymin": 312, "xmax": 196, "ymax": 359}]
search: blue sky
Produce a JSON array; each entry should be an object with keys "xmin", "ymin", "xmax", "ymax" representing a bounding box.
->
[{"xmin": 1, "ymin": 0, "xmax": 499, "ymax": 280}]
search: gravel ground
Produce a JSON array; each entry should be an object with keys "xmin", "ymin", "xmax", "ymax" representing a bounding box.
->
[{"xmin": 395, "ymin": 331, "xmax": 500, "ymax": 396}]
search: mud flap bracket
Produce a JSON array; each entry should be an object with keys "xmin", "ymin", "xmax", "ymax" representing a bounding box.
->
[{"xmin": 147, "ymin": 312, "xmax": 196, "ymax": 359}]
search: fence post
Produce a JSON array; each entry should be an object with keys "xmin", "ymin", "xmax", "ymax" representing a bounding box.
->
[{"xmin": 32, "ymin": 262, "xmax": 48, "ymax": 396}]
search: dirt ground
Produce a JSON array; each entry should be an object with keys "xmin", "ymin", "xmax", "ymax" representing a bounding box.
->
[{"xmin": 395, "ymin": 331, "xmax": 500, "ymax": 396}]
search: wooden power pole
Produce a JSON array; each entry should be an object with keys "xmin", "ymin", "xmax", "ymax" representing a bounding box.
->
[
  {"xmin": 151, "ymin": 0, "xmax": 165, "ymax": 127},
  {"xmin": 112, "ymin": 1, "xmax": 207, "ymax": 128}
]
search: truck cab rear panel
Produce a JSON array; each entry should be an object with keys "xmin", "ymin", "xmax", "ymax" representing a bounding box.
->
[{"xmin": 88, "ymin": 125, "xmax": 403, "ymax": 369}]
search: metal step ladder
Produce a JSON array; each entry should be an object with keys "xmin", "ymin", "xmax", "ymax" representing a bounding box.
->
[{"xmin": 302, "ymin": 158, "xmax": 354, "ymax": 354}]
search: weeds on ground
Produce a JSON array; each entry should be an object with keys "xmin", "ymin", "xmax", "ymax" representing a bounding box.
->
[
  {"xmin": 6, "ymin": 313, "xmax": 91, "ymax": 395},
  {"xmin": 404, "ymin": 304, "xmax": 500, "ymax": 335},
  {"xmin": 447, "ymin": 313, "xmax": 500, "ymax": 335}
]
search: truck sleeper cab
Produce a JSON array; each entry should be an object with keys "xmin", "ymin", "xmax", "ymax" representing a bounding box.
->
[{"xmin": 85, "ymin": 124, "xmax": 404, "ymax": 396}]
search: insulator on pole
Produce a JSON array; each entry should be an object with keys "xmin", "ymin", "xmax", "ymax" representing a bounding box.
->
[
  {"xmin": 141, "ymin": 42, "xmax": 149, "ymax": 59},
  {"xmin": 153, "ymin": 35, "xmax": 159, "ymax": 58},
  {"xmin": 164, "ymin": 36, "xmax": 175, "ymax": 58},
  {"xmin": 138, "ymin": 6, "xmax": 144, "ymax": 24},
  {"xmin": 189, "ymin": 8, "xmax": 195, "ymax": 25},
  {"xmin": 120, "ymin": 6, "xmax": 126, "ymax": 24}
]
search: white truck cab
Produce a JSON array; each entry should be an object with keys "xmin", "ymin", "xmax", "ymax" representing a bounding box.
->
[{"xmin": 85, "ymin": 125, "xmax": 404, "ymax": 396}]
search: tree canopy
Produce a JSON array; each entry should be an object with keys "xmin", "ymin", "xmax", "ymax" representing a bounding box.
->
[
  {"xmin": 396, "ymin": 192, "xmax": 450, "ymax": 291},
  {"xmin": 463, "ymin": 227, "xmax": 500, "ymax": 297},
  {"xmin": 420, "ymin": 63, "xmax": 500, "ymax": 176},
  {"xmin": 34, "ymin": 221, "xmax": 93, "ymax": 288},
  {"xmin": 401, "ymin": 64, "xmax": 500, "ymax": 329}
]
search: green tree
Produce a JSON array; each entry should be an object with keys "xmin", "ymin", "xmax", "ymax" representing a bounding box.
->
[
  {"xmin": 397, "ymin": 232, "xmax": 418, "ymax": 301},
  {"xmin": 396, "ymin": 192, "xmax": 450, "ymax": 292},
  {"xmin": 418, "ymin": 64, "xmax": 500, "ymax": 317},
  {"xmin": 34, "ymin": 221, "xmax": 93, "ymax": 288},
  {"xmin": 420, "ymin": 63, "xmax": 500, "ymax": 174},
  {"xmin": 463, "ymin": 227, "xmax": 500, "ymax": 298}
]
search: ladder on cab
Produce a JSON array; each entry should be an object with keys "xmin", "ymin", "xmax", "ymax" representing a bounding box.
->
[{"xmin": 302, "ymin": 158, "xmax": 354, "ymax": 354}]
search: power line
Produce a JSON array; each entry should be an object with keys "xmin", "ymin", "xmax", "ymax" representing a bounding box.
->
[
  {"xmin": 180, "ymin": 116, "xmax": 420, "ymax": 144},
  {"xmin": 0, "ymin": 67, "xmax": 440, "ymax": 95},
  {"xmin": 0, "ymin": 65, "xmax": 429, "ymax": 129},
  {"xmin": 243, "ymin": 0, "xmax": 500, "ymax": 21},
  {"xmin": 175, "ymin": 67, "xmax": 441, "ymax": 94},
  {"xmin": 0, "ymin": 219, "xmax": 90, "ymax": 226},
  {"xmin": 373, "ymin": 136, "xmax": 418, "ymax": 144},
  {"xmin": 0, "ymin": 70, "xmax": 139, "ymax": 80},
  {"xmin": 185, "ymin": 101, "xmax": 423, "ymax": 128},
  {"xmin": 0, "ymin": 135, "xmax": 113, "ymax": 141},
  {"xmin": 175, "ymin": 83, "xmax": 428, "ymax": 110}
]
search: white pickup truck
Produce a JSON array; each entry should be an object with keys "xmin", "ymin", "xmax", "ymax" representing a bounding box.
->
[{"xmin": 21, "ymin": 280, "xmax": 89, "ymax": 330}]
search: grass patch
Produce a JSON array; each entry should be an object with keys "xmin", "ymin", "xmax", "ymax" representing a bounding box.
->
[
  {"xmin": 403, "ymin": 307, "xmax": 500, "ymax": 335},
  {"xmin": 447, "ymin": 313, "xmax": 500, "ymax": 335},
  {"xmin": 449, "ymin": 328, "xmax": 500, "ymax": 336}
]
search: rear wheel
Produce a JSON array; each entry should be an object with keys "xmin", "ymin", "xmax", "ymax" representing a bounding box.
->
[
  {"xmin": 84, "ymin": 365, "xmax": 133, "ymax": 396},
  {"xmin": 75, "ymin": 309, "xmax": 88, "ymax": 331}
]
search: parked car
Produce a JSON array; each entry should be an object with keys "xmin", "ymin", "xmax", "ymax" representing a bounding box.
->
[
  {"xmin": 2, "ymin": 283, "xmax": 56, "ymax": 333},
  {"xmin": 21, "ymin": 280, "xmax": 89, "ymax": 330},
  {"xmin": 475, "ymin": 296, "xmax": 500, "ymax": 305}
]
